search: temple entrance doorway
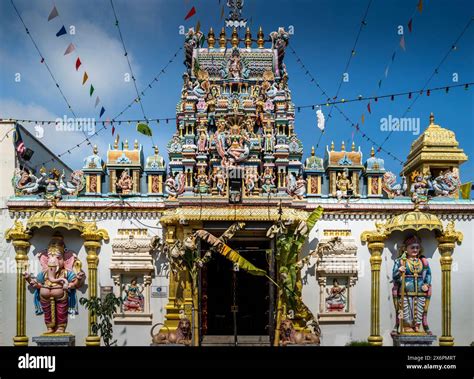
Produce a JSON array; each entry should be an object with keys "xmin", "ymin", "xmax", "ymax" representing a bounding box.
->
[{"xmin": 200, "ymin": 224, "xmax": 274, "ymax": 346}]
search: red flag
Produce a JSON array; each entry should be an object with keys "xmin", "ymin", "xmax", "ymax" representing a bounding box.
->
[
  {"xmin": 367, "ymin": 102, "xmax": 371, "ymax": 114},
  {"xmin": 75, "ymin": 57, "xmax": 82, "ymax": 71},
  {"xmin": 408, "ymin": 19, "xmax": 413, "ymax": 33},
  {"xmin": 112, "ymin": 125, "xmax": 116, "ymax": 136},
  {"xmin": 184, "ymin": 6, "xmax": 196, "ymax": 20},
  {"xmin": 417, "ymin": 0, "xmax": 423, "ymax": 14}
]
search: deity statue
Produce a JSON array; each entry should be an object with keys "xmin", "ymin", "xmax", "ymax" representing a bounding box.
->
[
  {"xmin": 392, "ymin": 235, "xmax": 432, "ymax": 335},
  {"xmin": 44, "ymin": 168, "xmax": 62, "ymax": 200},
  {"xmin": 325, "ymin": 278, "xmax": 347, "ymax": 312},
  {"xmin": 382, "ymin": 172, "xmax": 407, "ymax": 198},
  {"xmin": 335, "ymin": 169, "xmax": 353, "ymax": 200},
  {"xmin": 194, "ymin": 167, "xmax": 211, "ymax": 194},
  {"xmin": 431, "ymin": 170, "xmax": 461, "ymax": 197},
  {"xmin": 286, "ymin": 173, "xmax": 306, "ymax": 200},
  {"xmin": 165, "ymin": 171, "xmax": 186, "ymax": 199},
  {"xmin": 410, "ymin": 172, "xmax": 429, "ymax": 204},
  {"xmin": 213, "ymin": 167, "xmax": 227, "ymax": 196},
  {"xmin": 245, "ymin": 168, "xmax": 258, "ymax": 196},
  {"xmin": 263, "ymin": 122, "xmax": 274, "ymax": 153},
  {"xmin": 123, "ymin": 278, "xmax": 144, "ymax": 312},
  {"xmin": 197, "ymin": 130, "xmax": 208, "ymax": 153},
  {"xmin": 226, "ymin": 123, "xmax": 250, "ymax": 163},
  {"xmin": 261, "ymin": 167, "xmax": 276, "ymax": 194},
  {"xmin": 24, "ymin": 233, "xmax": 85, "ymax": 334},
  {"xmin": 116, "ymin": 170, "xmax": 133, "ymax": 194},
  {"xmin": 221, "ymin": 48, "xmax": 249, "ymax": 79}
]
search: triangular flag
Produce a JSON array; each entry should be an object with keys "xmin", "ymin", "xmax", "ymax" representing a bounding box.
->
[
  {"xmin": 75, "ymin": 57, "xmax": 82, "ymax": 71},
  {"xmin": 137, "ymin": 122, "xmax": 152, "ymax": 137},
  {"xmin": 384, "ymin": 66, "xmax": 389, "ymax": 78},
  {"xmin": 64, "ymin": 43, "xmax": 75, "ymax": 55},
  {"xmin": 82, "ymin": 71, "xmax": 88, "ymax": 85},
  {"xmin": 220, "ymin": 5, "xmax": 225, "ymax": 20},
  {"xmin": 112, "ymin": 124, "xmax": 116, "ymax": 136},
  {"xmin": 95, "ymin": 96, "xmax": 100, "ymax": 107},
  {"xmin": 378, "ymin": 79, "xmax": 382, "ymax": 88},
  {"xmin": 400, "ymin": 35, "xmax": 406, "ymax": 51},
  {"xmin": 391, "ymin": 52, "xmax": 396, "ymax": 62},
  {"xmin": 48, "ymin": 6, "xmax": 59, "ymax": 21},
  {"xmin": 460, "ymin": 182, "xmax": 471, "ymax": 199},
  {"xmin": 90, "ymin": 85, "xmax": 95, "ymax": 96},
  {"xmin": 417, "ymin": 0, "xmax": 423, "ymax": 14},
  {"xmin": 56, "ymin": 26, "xmax": 67, "ymax": 37},
  {"xmin": 408, "ymin": 19, "xmax": 413, "ymax": 33},
  {"xmin": 361, "ymin": 114, "xmax": 365, "ymax": 124},
  {"xmin": 99, "ymin": 107, "xmax": 105, "ymax": 118},
  {"xmin": 184, "ymin": 6, "xmax": 196, "ymax": 20},
  {"xmin": 367, "ymin": 102, "xmax": 371, "ymax": 114}
]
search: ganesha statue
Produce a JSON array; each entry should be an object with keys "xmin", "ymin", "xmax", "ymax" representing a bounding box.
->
[{"xmin": 24, "ymin": 232, "xmax": 85, "ymax": 334}]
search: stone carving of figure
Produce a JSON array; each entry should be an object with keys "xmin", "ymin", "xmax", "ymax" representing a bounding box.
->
[
  {"xmin": 197, "ymin": 130, "xmax": 208, "ymax": 153},
  {"xmin": 382, "ymin": 172, "xmax": 407, "ymax": 198},
  {"xmin": 286, "ymin": 173, "xmax": 306, "ymax": 200},
  {"xmin": 116, "ymin": 170, "xmax": 133, "ymax": 194},
  {"xmin": 123, "ymin": 278, "xmax": 144, "ymax": 312},
  {"xmin": 165, "ymin": 172, "xmax": 186, "ymax": 199},
  {"xmin": 392, "ymin": 235, "xmax": 432, "ymax": 335},
  {"xmin": 194, "ymin": 167, "xmax": 210, "ymax": 194},
  {"xmin": 24, "ymin": 233, "xmax": 85, "ymax": 334},
  {"xmin": 431, "ymin": 170, "xmax": 461, "ymax": 197},
  {"xmin": 261, "ymin": 167, "xmax": 276, "ymax": 194},
  {"xmin": 325, "ymin": 278, "xmax": 347, "ymax": 312},
  {"xmin": 410, "ymin": 173, "xmax": 429, "ymax": 204},
  {"xmin": 213, "ymin": 167, "xmax": 227, "ymax": 196},
  {"xmin": 371, "ymin": 177, "xmax": 379, "ymax": 195},
  {"xmin": 245, "ymin": 168, "xmax": 258, "ymax": 196},
  {"xmin": 263, "ymin": 123, "xmax": 274, "ymax": 153}
]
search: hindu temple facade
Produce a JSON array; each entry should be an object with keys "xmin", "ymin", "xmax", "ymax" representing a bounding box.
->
[{"xmin": 1, "ymin": 21, "xmax": 473, "ymax": 347}]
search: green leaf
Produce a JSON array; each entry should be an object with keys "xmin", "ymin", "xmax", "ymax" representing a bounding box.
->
[{"xmin": 137, "ymin": 122, "xmax": 152, "ymax": 137}]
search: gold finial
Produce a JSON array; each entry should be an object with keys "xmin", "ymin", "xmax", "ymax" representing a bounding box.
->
[
  {"xmin": 330, "ymin": 141, "xmax": 335, "ymax": 151},
  {"xmin": 40, "ymin": 166, "xmax": 46, "ymax": 174},
  {"xmin": 257, "ymin": 26, "xmax": 264, "ymax": 48},
  {"xmin": 311, "ymin": 146, "xmax": 315, "ymax": 156},
  {"xmin": 429, "ymin": 112, "xmax": 434, "ymax": 125},
  {"xmin": 351, "ymin": 141, "xmax": 356, "ymax": 152},
  {"xmin": 93, "ymin": 144, "xmax": 98, "ymax": 154},
  {"xmin": 114, "ymin": 134, "xmax": 119, "ymax": 149},
  {"xmin": 134, "ymin": 139, "xmax": 139, "ymax": 150},
  {"xmin": 371, "ymin": 146, "xmax": 375, "ymax": 157},
  {"xmin": 231, "ymin": 27, "xmax": 239, "ymax": 48},
  {"xmin": 154, "ymin": 145, "xmax": 159, "ymax": 155},
  {"xmin": 245, "ymin": 27, "xmax": 252, "ymax": 48},
  {"xmin": 341, "ymin": 141, "xmax": 346, "ymax": 151},
  {"xmin": 208, "ymin": 27, "xmax": 215, "ymax": 48},
  {"xmin": 219, "ymin": 27, "xmax": 227, "ymax": 48},
  {"xmin": 124, "ymin": 139, "xmax": 129, "ymax": 149}
]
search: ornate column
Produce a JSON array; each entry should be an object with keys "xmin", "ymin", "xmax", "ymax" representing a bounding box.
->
[
  {"xmin": 361, "ymin": 224, "xmax": 387, "ymax": 346},
  {"xmin": 5, "ymin": 221, "xmax": 32, "ymax": 346},
  {"xmin": 81, "ymin": 222, "xmax": 109, "ymax": 346},
  {"xmin": 436, "ymin": 221, "xmax": 463, "ymax": 347}
]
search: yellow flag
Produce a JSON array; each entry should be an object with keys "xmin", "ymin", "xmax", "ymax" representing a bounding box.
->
[
  {"xmin": 460, "ymin": 182, "xmax": 471, "ymax": 199},
  {"xmin": 361, "ymin": 114, "xmax": 365, "ymax": 124},
  {"xmin": 82, "ymin": 71, "xmax": 88, "ymax": 85}
]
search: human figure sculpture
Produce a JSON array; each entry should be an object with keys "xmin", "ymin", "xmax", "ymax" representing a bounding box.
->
[
  {"xmin": 213, "ymin": 168, "xmax": 226, "ymax": 196},
  {"xmin": 24, "ymin": 233, "xmax": 85, "ymax": 334},
  {"xmin": 325, "ymin": 278, "xmax": 347, "ymax": 312},
  {"xmin": 117, "ymin": 170, "xmax": 133, "ymax": 194},
  {"xmin": 335, "ymin": 169, "xmax": 353, "ymax": 200},
  {"xmin": 123, "ymin": 278, "xmax": 144, "ymax": 312},
  {"xmin": 261, "ymin": 167, "xmax": 276, "ymax": 194},
  {"xmin": 392, "ymin": 235, "xmax": 432, "ymax": 335}
]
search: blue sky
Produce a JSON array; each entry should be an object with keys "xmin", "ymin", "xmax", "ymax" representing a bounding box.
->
[{"xmin": 1, "ymin": 0, "xmax": 473, "ymax": 182}]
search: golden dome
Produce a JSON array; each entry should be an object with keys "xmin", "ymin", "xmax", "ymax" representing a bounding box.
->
[
  {"xmin": 384, "ymin": 209, "xmax": 443, "ymax": 234},
  {"xmin": 27, "ymin": 208, "xmax": 84, "ymax": 232},
  {"xmin": 402, "ymin": 113, "xmax": 467, "ymax": 175}
]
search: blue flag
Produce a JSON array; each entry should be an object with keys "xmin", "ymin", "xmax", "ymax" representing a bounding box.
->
[
  {"xmin": 56, "ymin": 26, "xmax": 67, "ymax": 37},
  {"xmin": 99, "ymin": 107, "xmax": 105, "ymax": 118}
]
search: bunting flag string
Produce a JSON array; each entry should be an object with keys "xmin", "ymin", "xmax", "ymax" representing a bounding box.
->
[
  {"xmin": 110, "ymin": 0, "xmax": 152, "ymax": 141},
  {"xmin": 10, "ymin": 0, "xmax": 79, "ymax": 120},
  {"xmin": 294, "ymin": 82, "xmax": 472, "ymax": 110},
  {"xmin": 324, "ymin": 0, "xmax": 373, "ymax": 132},
  {"xmin": 290, "ymin": 45, "xmax": 404, "ymax": 165},
  {"xmin": 378, "ymin": 17, "xmax": 473, "ymax": 150},
  {"xmin": 47, "ymin": 3, "xmax": 107, "ymax": 121}
]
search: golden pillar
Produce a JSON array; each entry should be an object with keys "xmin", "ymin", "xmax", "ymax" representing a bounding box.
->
[
  {"xmin": 361, "ymin": 226, "xmax": 387, "ymax": 346},
  {"xmin": 5, "ymin": 221, "xmax": 32, "ymax": 346},
  {"xmin": 81, "ymin": 222, "xmax": 109, "ymax": 346},
  {"xmin": 436, "ymin": 221, "xmax": 463, "ymax": 346}
]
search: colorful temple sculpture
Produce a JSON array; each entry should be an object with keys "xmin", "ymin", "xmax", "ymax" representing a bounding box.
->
[{"xmin": 1, "ymin": 3, "xmax": 472, "ymax": 347}]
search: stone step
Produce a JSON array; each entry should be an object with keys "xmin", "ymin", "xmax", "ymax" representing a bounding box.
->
[{"xmin": 201, "ymin": 335, "xmax": 270, "ymax": 346}]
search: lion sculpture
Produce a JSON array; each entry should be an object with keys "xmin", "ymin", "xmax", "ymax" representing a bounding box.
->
[
  {"xmin": 151, "ymin": 318, "xmax": 192, "ymax": 346},
  {"xmin": 279, "ymin": 319, "xmax": 320, "ymax": 346}
]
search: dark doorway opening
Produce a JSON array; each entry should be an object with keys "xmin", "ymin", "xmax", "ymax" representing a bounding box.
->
[{"xmin": 204, "ymin": 240, "xmax": 270, "ymax": 336}]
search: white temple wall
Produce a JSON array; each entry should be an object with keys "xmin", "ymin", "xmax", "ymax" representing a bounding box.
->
[{"xmin": 303, "ymin": 217, "xmax": 474, "ymax": 346}]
